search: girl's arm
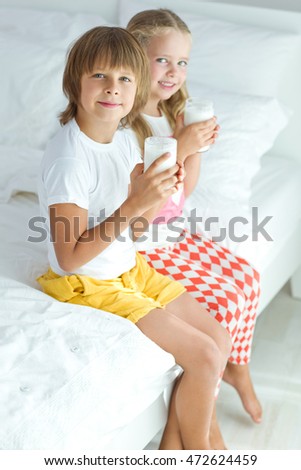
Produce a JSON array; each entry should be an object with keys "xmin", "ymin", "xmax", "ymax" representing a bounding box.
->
[
  {"xmin": 50, "ymin": 156, "xmax": 179, "ymax": 272},
  {"xmin": 173, "ymin": 114, "xmax": 219, "ymax": 197},
  {"xmin": 173, "ymin": 114, "xmax": 219, "ymax": 163},
  {"xmin": 183, "ymin": 153, "xmax": 201, "ymax": 198}
]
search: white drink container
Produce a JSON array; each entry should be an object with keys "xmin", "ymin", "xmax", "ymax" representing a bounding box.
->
[
  {"xmin": 144, "ymin": 136, "xmax": 177, "ymax": 173},
  {"xmin": 184, "ymin": 98, "xmax": 214, "ymax": 152}
]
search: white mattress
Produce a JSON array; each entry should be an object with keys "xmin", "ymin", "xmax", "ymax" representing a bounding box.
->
[
  {"xmin": 185, "ymin": 154, "xmax": 301, "ymax": 272},
  {"xmin": 249, "ymin": 154, "xmax": 301, "ymax": 271},
  {"xmin": 0, "ymin": 194, "xmax": 179, "ymax": 449}
]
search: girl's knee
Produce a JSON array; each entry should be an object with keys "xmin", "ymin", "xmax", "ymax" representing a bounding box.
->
[
  {"xmin": 239, "ymin": 260, "xmax": 261, "ymax": 301},
  {"xmin": 232, "ymin": 283, "xmax": 246, "ymax": 314}
]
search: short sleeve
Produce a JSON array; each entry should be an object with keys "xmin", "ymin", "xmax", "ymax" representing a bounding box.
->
[
  {"xmin": 43, "ymin": 157, "xmax": 90, "ymax": 209},
  {"xmin": 128, "ymin": 137, "xmax": 143, "ymax": 169},
  {"xmin": 117, "ymin": 128, "xmax": 143, "ymax": 170}
]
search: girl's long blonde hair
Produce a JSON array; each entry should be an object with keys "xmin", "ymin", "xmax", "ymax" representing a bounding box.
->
[
  {"xmin": 127, "ymin": 9, "xmax": 191, "ymax": 150},
  {"xmin": 59, "ymin": 26, "xmax": 150, "ymax": 127}
]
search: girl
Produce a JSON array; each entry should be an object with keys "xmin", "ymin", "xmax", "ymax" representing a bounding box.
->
[
  {"xmin": 36, "ymin": 26, "xmax": 233, "ymax": 450},
  {"xmin": 126, "ymin": 9, "xmax": 262, "ymax": 445}
]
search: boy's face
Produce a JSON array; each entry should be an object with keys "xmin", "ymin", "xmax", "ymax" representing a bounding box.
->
[
  {"xmin": 147, "ymin": 30, "xmax": 191, "ymax": 103},
  {"xmin": 78, "ymin": 66, "xmax": 137, "ymax": 131}
]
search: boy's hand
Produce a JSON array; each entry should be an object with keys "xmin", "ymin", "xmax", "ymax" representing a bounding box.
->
[
  {"xmin": 129, "ymin": 162, "xmax": 144, "ymax": 188},
  {"xmin": 129, "ymin": 153, "xmax": 180, "ymax": 213}
]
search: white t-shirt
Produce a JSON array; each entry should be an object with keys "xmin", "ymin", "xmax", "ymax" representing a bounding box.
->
[
  {"xmin": 124, "ymin": 112, "xmax": 173, "ymax": 153},
  {"xmin": 122, "ymin": 113, "xmax": 185, "ymax": 252},
  {"xmin": 38, "ymin": 119, "xmax": 142, "ymax": 279}
]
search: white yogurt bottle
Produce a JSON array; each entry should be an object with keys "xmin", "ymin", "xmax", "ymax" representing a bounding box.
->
[
  {"xmin": 184, "ymin": 98, "xmax": 214, "ymax": 152},
  {"xmin": 144, "ymin": 136, "xmax": 177, "ymax": 173}
]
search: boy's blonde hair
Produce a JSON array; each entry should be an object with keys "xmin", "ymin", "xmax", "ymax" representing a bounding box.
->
[
  {"xmin": 127, "ymin": 9, "xmax": 191, "ymax": 150},
  {"xmin": 59, "ymin": 26, "xmax": 150, "ymax": 127}
]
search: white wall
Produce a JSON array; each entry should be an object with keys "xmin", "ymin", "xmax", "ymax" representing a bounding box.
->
[
  {"xmin": 205, "ymin": 0, "xmax": 301, "ymax": 13},
  {"xmin": 1, "ymin": 0, "xmax": 301, "ymax": 18},
  {"xmin": 0, "ymin": 0, "xmax": 120, "ymax": 22}
]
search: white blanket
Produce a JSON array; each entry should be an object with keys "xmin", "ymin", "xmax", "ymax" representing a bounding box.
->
[{"xmin": 0, "ymin": 195, "xmax": 178, "ymax": 449}]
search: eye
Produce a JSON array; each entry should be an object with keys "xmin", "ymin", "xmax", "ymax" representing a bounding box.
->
[
  {"xmin": 94, "ymin": 73, "xmax": 105, "ymax": 79},
  {"xmin": 178, "ymin": 60, "xmax": 188, "ymax": 67},
  {"xmin": 120, "ymin": 76, "xmax": 131, "ymax": 82},
  {"xmin": 156, "ymin": 58, "xmax": 168, "ymax": 64}
]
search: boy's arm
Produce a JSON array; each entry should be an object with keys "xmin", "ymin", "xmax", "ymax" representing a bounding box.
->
[
  {"xmin": 129, "ymin": 202, "xmax": 166, "ymax": 242},
  {"xmin": 50, "ymin": 155, "xmax": 179, "ymax": 272},
  {"xmin": 49, "ymin": 197, "xmax": 144, "ymax": 272}
]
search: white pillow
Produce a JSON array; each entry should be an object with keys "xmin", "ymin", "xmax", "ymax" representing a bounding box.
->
[
  {"xmin": 0, "ymin": 8, "xmax": 113, "ymax": 150},
  {"xmin": 183, "ymin": 83, "xmax": 289, "ymax": 253},
  {"xmin": 186, "ymin": 82, "xmax": 290, "ymax": 201},
  {"xmin": 184, "ymin": 13, "xmax": 300, "ymax": 97},
  {"xmin": 0, "ymin": 146, "xmax": 43, "ymax": 203},
  {"xmin": 118, "ymin": 0, "xmax": 300, "ymax": 96},
  {"xmin": 0, "ymin": 33, "xmax": 66, "ymax": 150},
  {"xmin": 0, "ymin": 7, "xmax": 111, "ymax": 47}
]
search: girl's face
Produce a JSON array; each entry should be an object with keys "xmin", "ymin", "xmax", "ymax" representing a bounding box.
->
[
  {"xmin": 146, "ymin": 29, "xmax": 191, "ymax": 105},
  {"xmin": 77, "ymin": 65, "xmax": 137, "ymax": 140}
]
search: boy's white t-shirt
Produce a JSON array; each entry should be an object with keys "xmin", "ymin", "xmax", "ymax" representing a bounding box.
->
[{"xmin": 38, "ymin": 119, "xmax": 142, "ymax": 279}]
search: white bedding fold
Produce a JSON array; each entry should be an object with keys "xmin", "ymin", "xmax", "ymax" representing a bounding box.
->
[
  {"xmin": 0, "ymin": 277, "xmax": 178, "ymax": 449},
  {"xmin": 0, "ymin": 195, "xmax": 178, "ymax": 449}
]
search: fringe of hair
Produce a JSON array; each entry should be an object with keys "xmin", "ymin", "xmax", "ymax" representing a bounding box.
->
[{"xmin": 58, "ymin": 26, "xmax": 150, "ymax": 127}]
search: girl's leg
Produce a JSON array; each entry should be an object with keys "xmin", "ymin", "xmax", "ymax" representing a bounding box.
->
[
  {"xmin": 159, "ymin": 375, "xmax": 183, "ymax": 450},
  {"xmin": 210, "ymin": 403, "xmax": 227, "ymax": 450},
  {"xmin": 186, "ymin": 234, "xmax": 260, "ymax": 363},
  {"xmin": 136, "ymin": 296, "xmax": 231, "ymax": 450},
  {"xmin": 173, "ymin": 232, "xmax": 262, "ymax": 422}
]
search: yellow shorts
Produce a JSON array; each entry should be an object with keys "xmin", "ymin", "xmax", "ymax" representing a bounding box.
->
[{"xmin": 37, "ymin": 252, "xmax": 186, "ymax": 323}]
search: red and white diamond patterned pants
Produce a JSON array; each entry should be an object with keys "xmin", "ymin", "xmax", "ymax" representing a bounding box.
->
[{"xmin": 140, "ymin": 231, "xmax": 260, "ymax": 365}]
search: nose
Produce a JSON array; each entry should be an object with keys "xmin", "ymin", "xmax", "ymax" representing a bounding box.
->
[
  {"xmin": 167, "ymin": 63, "xmax": 177, "ymax": 77},
  {"xmin": 105, "ymin": 78, "xmax": 119, "ymax": 95}
]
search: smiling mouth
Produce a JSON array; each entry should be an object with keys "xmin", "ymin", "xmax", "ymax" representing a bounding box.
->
[
  {"xmin": 98, "ymin": 102, "xmax": 121, "ymax": 108},
  {"xmin": 158, "ymin": 81, "xmax": 175, "ymax": 88}
]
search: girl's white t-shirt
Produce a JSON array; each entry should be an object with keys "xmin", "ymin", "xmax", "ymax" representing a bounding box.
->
[
  {"xmin": 123, "ymin": 113, "xmax": 173, "ymax": 153},
  {"xmin": 38, "ymin": 119, "xmax": 142, "ymax": 279}
]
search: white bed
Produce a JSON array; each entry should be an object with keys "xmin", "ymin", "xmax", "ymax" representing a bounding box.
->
[{"xmin": 0, "ymin": 0, "xmax": 301, "ymax": 450}]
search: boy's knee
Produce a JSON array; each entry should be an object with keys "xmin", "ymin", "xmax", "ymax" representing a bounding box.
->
[{"xmin": 186, "ymin": 339, "xmax": 222, "ymax": 379}]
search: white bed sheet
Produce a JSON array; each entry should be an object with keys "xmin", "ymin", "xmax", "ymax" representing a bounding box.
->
[
  {"xmin": 249, "ymin": 154, "xmax": 301, "ymax": 271},
  {"xmin": 0, "ymin": 194, "xmax": 179, "ymax": 449},
  {"xmin": 185, "ymin": 154, "xmax": 301, "ymax": 272}
]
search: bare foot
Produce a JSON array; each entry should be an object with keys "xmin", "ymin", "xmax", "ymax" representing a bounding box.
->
[
  {"xmin": 210, "ymin": 404, "xmax": 227, "ymax": 450},
  {"xmin": 223, "ymin": 362, "xmax": 262, "ymax": 423}
]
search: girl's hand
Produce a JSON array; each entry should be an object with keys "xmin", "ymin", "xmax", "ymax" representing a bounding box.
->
[
  {"xmin": 129, "ymin": 153, "xmax": 180, "ymax": 213},
  {"xmin": 174, "ymin": 113, "xmax": 220, "ymax": 161},
  {"xmin": 175, "ymin": 159, "xmax": 185, "ymax": 192}
]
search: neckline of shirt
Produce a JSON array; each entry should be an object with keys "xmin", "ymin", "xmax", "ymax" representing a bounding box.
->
[
  {"xmin": 70, "ymin": 118, "xmax": 115, "ymax": 151},
  {"xmin": 142, "ymin": 112, "xmax": 166, "ymax": 122}
]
